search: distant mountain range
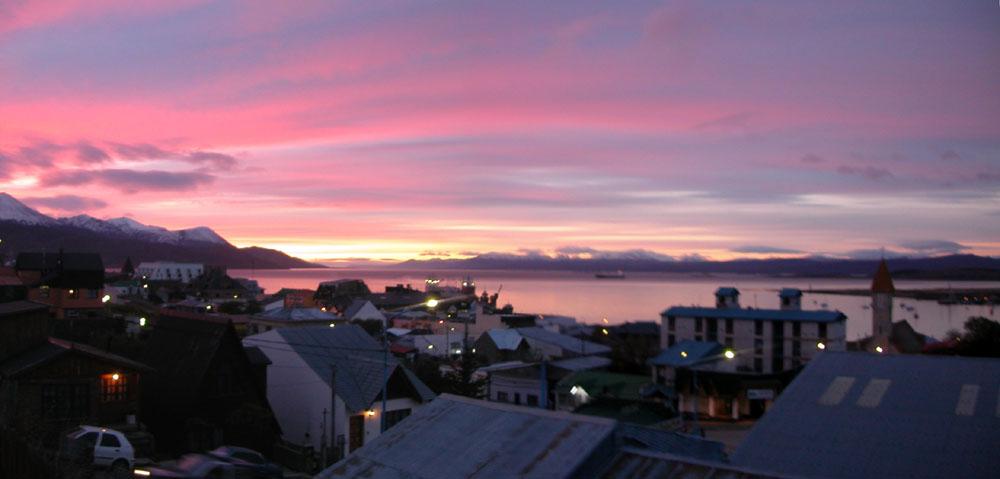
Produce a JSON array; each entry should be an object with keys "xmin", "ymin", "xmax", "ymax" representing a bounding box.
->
[
  {"xmin": 396, "ymin": 253, "xmax": 1000, "ymax": 280},
  {"xmin": 0, "ymin": 193, "xmax": 319, "ymax": 269}
]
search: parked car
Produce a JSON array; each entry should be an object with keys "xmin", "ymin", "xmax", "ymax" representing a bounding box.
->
[
  {"xmin": 207, "ymin": 446, "xmax": 283, "ymax": 478},
  {"xmin": 61, "ymin": 425, "xmax": 135, "ymax": 476},
  {"xmin": 133, "ymin": 453, "xmax": 238, "ymax": 478}
]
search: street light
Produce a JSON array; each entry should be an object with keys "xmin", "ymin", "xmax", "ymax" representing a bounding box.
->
[{"xmin": 426, "ymin": 298, "xmax": 439, "ymax": 309}]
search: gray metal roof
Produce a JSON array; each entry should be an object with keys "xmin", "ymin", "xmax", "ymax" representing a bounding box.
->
[
  {"xmin": 258, "ymin": 307, "xmax": 340, "ymax": 321},
  {"xmin": 661, "ymin": 306, "xmax": 845, "ymax": 323},
  {"xmin": 515, "ymin": 327, "xmax": 612, "ymax": 355},
  {"xmin": 731, "ymin": 352, "xmax": 1000, "ymax": 479},
  {"xmin": 551, "ymin": 355, "xmax": 612, "ymax": 371},
  {"xmin": 268, "ymin": 325, "xmax": 433, "ymax": 412},
  {"xmin": 316, "ymin": 394, "xmax": 618, "ymax": 479},
  {"xmin": 615, "ymin": 424, "xmax": 727, "ymax": 462},
  {"xmin": 600, "ymin": 448, "xmax": 785, "ymax": 479},
  {"xmin": 0, "ymin": 300, "xmax": 48, "ymax": 317}
]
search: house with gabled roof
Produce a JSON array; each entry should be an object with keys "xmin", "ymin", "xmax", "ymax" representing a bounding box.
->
[
  {"xmin": 243, "ymin": 324, "xmax": 434, "ymax": 461},
  {"xmin": 140, "ymin": 311, "xmax": 279, "ymax": 454},
  {"xmin": 317, "ymin": 394, "xmax": 730, "ymax": 479}
]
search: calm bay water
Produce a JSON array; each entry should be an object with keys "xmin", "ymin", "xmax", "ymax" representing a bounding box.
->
[{"xmin": 230, "ymin": 268, "xmax": 999, "ymax": 341}]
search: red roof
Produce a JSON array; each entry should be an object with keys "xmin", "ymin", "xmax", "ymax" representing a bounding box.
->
[{"xmin": 871, "ymin": 259, "xmax": 895, "ymax": 293}]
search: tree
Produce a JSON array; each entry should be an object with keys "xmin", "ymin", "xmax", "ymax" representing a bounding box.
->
[
  {"xmin": 958, "ymin": 317, "xmax": 1000, "ymax": 357},
  {"xmin": 121, "ymin": 256, "xmax": 135, "ymax": 276},
  {"xmin": 440, "ymin": 352, "xmax": 486, "ymax": 398}
]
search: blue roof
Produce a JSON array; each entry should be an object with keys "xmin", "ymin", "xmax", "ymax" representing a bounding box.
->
[
  {"xmin": 732, "ymin": 352, "xmax": 1000, "ymax": 479},
  {"xmin": 661, "ymin": 306, "xmax": 845, "ymax": 323},
  {"xmin": 778, "ymin": 288, "xmax": 802, "ymax": 298},
  {"xmin": 648, "ymin": 340, "xmax": 723, "ymax": 367},
  {"xmin": 714, "ymin": 287, "xmax": 739, "ymax": 297}
]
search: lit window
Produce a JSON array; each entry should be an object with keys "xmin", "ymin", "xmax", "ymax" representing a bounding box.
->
[{"xmin": 101, "ymin": 373, "xmax": 128, "ymax": 402}]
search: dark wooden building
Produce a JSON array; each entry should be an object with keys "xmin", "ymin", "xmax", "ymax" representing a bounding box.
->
[
  {"xmin": 0, "ymin": 301, "xmax": 149, "ymax": 445},
  {"xmin": 15, "ymin": 252, "xmax": 106, "ymax": 319},
  {"xmin": 141, "ymin": 311, "xmax": 279, "ymax": 454}
]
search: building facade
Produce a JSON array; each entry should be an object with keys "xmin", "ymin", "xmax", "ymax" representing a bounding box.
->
[
  {"xmin": 660, "ymin": 288, "xmax": 846, "ymax": 375},
  {"xmin": 135, "ymin": 262, "xmax": 205, "ymax": 283}
]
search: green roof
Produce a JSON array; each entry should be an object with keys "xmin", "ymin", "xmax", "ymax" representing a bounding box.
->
[{"xmin": 555, "ymin": 371, "xmax": 651, "ymax": 401}]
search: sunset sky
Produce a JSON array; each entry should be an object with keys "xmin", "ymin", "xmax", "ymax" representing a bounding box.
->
[{"xmin": 1, "ymin": 0, "xmax": 998, "ymax": 263}]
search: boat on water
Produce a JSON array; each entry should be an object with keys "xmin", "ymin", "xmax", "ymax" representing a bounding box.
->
[{"xmin": 595, "ymin": 270, "xmax": 626, "ymax": 279}]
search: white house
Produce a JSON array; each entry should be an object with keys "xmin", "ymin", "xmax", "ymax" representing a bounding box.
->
[
  {"xmin": 660, "ymin": 287, "xmax": 846, "ymax": 374},
  {"xmin": 135, "ymin": 262, "xmax": 205, "ymax": 283},
  {"xmin": 342, "ymin": 299, "xmax": 386, "ymax": 322},
  {"xmin": 243, "ymin": 325, "xmax": 435, "ymax": 459}
]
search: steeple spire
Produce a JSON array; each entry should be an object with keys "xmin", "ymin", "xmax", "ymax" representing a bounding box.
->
[{"xmin": 871, "ymin": 259, "xmax": 894, "ymax": 293}]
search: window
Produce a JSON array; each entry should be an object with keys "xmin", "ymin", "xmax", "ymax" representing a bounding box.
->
[
  {"xmin": 101, "ymin": 374, "xmax": 128, "ymax": 402},
  {"xmin": 87, "ymin": 289, "xmax": 99, "ymax": 299},
  {"xmin": 514, "ymin": 393, "xmax": 521, "ymax": 405},
  {"xmin": 818, "ymin": 323, "xmax": 827, "ymax": 339},
  {"xmin": 668, "ymin": 316, "xmax": 676, "ymax": 332},
  {"xmin": 695, "ymin": 318, "xmax": 703, "ymax": 333},
  {"xmin": 792, "ymin": 341, "xmax": 801, "ymax": 358},
  {"xmin": 667, "ymin": 334, "xmax": 675, "ymax": 347},
  {"xmin": 754, "ymin": 339, "xmax": 763, "ymax": 355},
  {"xmin": 526, "ymin": 394, "xmax": 539, "ymax": 406},
  {"xmin": 706, "ymin": 319, "xmax": 718, "ymax": 342},
  {"xmin": 100, "ymin": 433, "xmax": 121, "ymax": 448},
  {"xmin": 725, "ymin": 337, "xmax": 733, "ymax": 348},
  {"xmin": 694, "ymin": 335, "xmax": 703, "ymax": 342},
  {"xmin": 497, "ymin": 391, "xmax": 509, "ymax": 402},
  {"xmin": 39, "ymin": 286, "xmax": 50, "ymax": 299},
  {"xmin": 725, "ymin": 319, "xmax": 733, "ymax": 335},
  {"xmin": 754, "ymin": 321, "xmax": 763, "ymax": 336},
  {"xmin": 385, "ymin": 408, "xmax": 411, "ymax": 429},
  {"xmin": 753, "ymin": 358, "xmax": 763, "ymax": 373},
  {"xmin": 68, "ymin": 289, "xmax": 80, "ymax": 299},
  {"xmin": 792, "ymin": 322, "xmax": 801, "ymax": 338}
]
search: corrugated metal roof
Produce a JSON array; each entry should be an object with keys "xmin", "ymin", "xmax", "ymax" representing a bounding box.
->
[
  {"xmin": 251, "ymin": 325, "xmax": 433, "ymax": 412},
  {"xmin": 551, "ymin": 355, "xmax": 612, "ymax": 371},
  {"xmin": 516, "ymin": 327, "xmax": 612, "ymax": 355},
  {"xmin": 615, "ymin": 425, "xmax": 727, "ymax": 462},
  {"xmin": 661, "ymin": 307, "xmax": 845, "ymax": 323},
  {"xmin": 258, "ymin": 307, "xmax": 339, "ymax": 321},
  {"xmin": 600, "ymin": 448, "xmax": 785, "ymax": 479},
  {"xmin": 486, "ymin": 328, "xmax": 527, "ymax": 350},
  {"xmin": 316, "ymin": 394, "xmax": 618, "ymax": 479},
  {"xmin": 0, "ymin": 300, "xmax": 48, "ymax": 317},
  {"xmin": 731, "ymin": 352, "xmax": 1000, "ymax": 479},
  {"xmin": 649, "ymin": 340, "xmax": 724, "ymax": 367}
]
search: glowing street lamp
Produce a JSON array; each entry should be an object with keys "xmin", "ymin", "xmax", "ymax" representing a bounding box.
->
[
  {"xmin": 101, "ymin": 294, "xmax": 111, "ymax": 303},
  {"xmin": 426, "ymin": 298, "xmax": 439, "ymax": 309},
  {"xmin": 817, "ymin": 342, "xmax": 826, "ymax": 350}
]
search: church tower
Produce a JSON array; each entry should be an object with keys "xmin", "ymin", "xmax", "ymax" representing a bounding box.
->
[{"xmin": 870, "ymin": 259, "xmax": 894, "ymax": 352}]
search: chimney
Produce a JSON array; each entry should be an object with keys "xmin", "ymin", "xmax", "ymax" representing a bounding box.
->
[
  {"xmin": 779, "ymin": 288, "xmax": 802, "ymax": 311},
  {"xmin": 715, "ymin": 287, "xmax": 740, "ymax": 309}
]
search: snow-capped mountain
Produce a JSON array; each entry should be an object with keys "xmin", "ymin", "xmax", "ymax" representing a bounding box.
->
[
  {"xmin": 0, "ymin": 193, "xmax": 228, "ymax": 245},
  {"xmin": 0, "ymin": 192, "xmax": 318, "ymax": 269},
  {"xmin": 0, "ymin": 193, "xmax": 58, "ymax": 226}
]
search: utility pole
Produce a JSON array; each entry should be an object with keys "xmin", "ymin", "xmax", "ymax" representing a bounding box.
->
[
  {"xmin": 320, "ymin": 408, "xmax": 327, "ymax": 467},
  {"xmin": 381, "ymin": 315, "xmax": 388, "ymax": 433},
  {"xmin": 330, "ymin": 366, "xmax": 337, "ymax": 462}
]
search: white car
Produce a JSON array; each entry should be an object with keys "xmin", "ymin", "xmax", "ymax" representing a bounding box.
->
[{"xmin": 62, "ymin": 425, "xmax": 136, "ymax": 474}]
